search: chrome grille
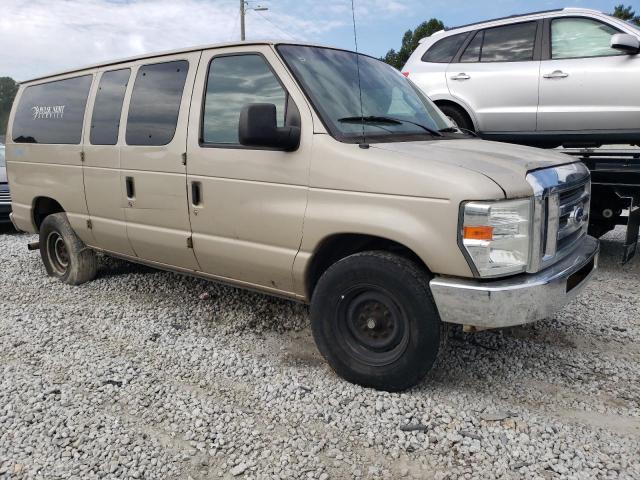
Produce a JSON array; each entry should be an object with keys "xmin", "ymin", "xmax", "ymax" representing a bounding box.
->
[{"xmin": 526, "ymin": 162, "xmax": 591, "ymax": 273}]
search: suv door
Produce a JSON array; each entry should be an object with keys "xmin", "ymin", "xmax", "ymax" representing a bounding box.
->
[
  {"xmin": 538, "ymin": 15, "xmax": 640, "ymax": 132},
  {"xmin": 186, "ymin": 46, "xmax": 312, "ymax": 294},
  {"xmin": 120, "ymin": 53, "xmax": 201, "ymax": 270},
  {"xmin": 446, "ymin": 21, "xmax": 541, "ymax": 133}
]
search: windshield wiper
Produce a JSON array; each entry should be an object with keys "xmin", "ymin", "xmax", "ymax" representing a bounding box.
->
[
  {"xmin": 338, "ymin": 115, "xmax": 443, "ymax": 137},
  {"xmin": 438, "ymin": 126, "xmax": 478, "ymax": 137}
]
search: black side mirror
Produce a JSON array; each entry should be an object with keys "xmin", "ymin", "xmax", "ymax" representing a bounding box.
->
[
  {"xmin": 239, "ymin": 103, "xmax": 300, "ymax": 151},
  {"xmin": 610, "ymin": 33, "xmax": 640, "ymax": 54}
]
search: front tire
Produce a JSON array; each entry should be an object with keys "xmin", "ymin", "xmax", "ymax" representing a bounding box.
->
[
  {"xmin": 310, "ymin": 251, "xmax": 445, "ymax": 391},
  {"xmin": 39, "ymin": 213, "xmax": 97, "ymax": 285}
]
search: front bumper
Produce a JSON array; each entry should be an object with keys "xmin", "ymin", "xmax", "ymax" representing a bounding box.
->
[{"xmin": 429, "ymin": 235, "xmax": 599, "ymax": 329}]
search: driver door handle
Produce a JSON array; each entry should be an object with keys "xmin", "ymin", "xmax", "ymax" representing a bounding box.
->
[
  {"xmin": 451, "ymin": 73, "xmax": 471, "ymax": 80},
  {"xmin": 543, "ymin": 70, "xmax": 569, "ymax": 79}
]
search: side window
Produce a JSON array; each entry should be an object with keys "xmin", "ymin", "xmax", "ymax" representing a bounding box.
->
[
  {"xmin": 202, "ymin": 54, "xmax": 286, "ymax": 145},
  {"xmin": 481, "ymin": 22, "xmax": 537, "ymax": 62},
  {"xmin": 126, "ymin": 60, "xmax": 188, "ymax": 146},
  {"xmin": 421, "ymin": 33, "xmax": 469, "ymax": 63},
  {"xmin": 551, "ymin": 17, "xmax": 622, "ymax": 59},
  {"xmin": 12, "ymin": 75, "xmax": 92, "ymax": 144},
  {"xmin": 90, "ymin": 69, "xmax": 130, "ymax": 145},
  {"xmin": 460, "ymin": 31, "xmax": 483, "ymax": 62}
]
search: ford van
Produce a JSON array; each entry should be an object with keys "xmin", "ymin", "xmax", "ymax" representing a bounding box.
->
[{"xmin": 5, "ymin": 41, "xmax": 599, "ymax": 390}]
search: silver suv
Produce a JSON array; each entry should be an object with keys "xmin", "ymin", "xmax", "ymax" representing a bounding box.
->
[{"xmin": 403, "ymin": 8, "xmax": 640, "ymax": 148}]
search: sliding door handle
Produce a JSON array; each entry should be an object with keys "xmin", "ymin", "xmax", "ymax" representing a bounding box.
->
[
  {"xmin": 191, "ymin": 181, "xmax": 202, "ymax": 206},
  {"xmin": 125, "ymin": 176, "xmax": 135, "ymax": 199}
]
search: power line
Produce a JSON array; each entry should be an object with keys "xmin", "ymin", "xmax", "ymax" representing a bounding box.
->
[{"xmin": 249, "ymin": 9, "xmax": 296, "ymax": 40}]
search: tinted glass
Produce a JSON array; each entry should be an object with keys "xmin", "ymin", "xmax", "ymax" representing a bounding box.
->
[
  {"xmin": 203, "ymin": 55, "xmax": 286, "ymax": 144},
  {"xmin": 278, "ymin": 45, "xmax": 449, "ymax": 142},
  {"xmin": 422, "ymin": 33, "xmax": 469, "ymax": 63},
  {"xmin": 552, "ymin": 18, "xmax": 622, "ymax": 59},
  {"xmin": 481, "ymin": 22, "xmax": 537, "ymax": 62},
  {"xmin": 126, "ymin": 61, "xmax": 188, "ymax": 146},
  {"xmin": 12, "ymin": 75, "xmax": 92, "ymax": 144},
  {"xmin": 460, "ymin": 31, "xmax": 483, "ymax": 62},
  {"xmin": 90, "ymin": 69, "xmax": 130, "ymax": 145}
]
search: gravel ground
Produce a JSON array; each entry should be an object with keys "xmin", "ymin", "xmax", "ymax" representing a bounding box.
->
[{"xmin": 0, "ymin": 224, "xmax": 639, "ymax": 480}]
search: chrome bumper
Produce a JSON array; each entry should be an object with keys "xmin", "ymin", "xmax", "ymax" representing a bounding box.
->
[{"xmin": 429, "ymin": 236, "xmax": 599, "ymax": 329}]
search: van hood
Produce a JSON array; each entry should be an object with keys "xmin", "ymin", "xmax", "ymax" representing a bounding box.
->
[{"xmin": 371, "ymin": 139, "xmax": 578, "ymax": 198}]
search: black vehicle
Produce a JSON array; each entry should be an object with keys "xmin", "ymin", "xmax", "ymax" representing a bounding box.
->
[
  {"xmin": 561, "ymin": 147, "xmax": 640, "ymax": 262},
  {"xmin": 0, "ymin": 145, "xmax": 11, "ymax": 223}
]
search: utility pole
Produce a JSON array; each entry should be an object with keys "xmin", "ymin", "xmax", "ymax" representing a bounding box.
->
[
  {"xmin": 240, "ymin": 0, "xmax": 246, "ymax": 41},
  {"xmin": 239, "ymin": 0, "xmax": 268, "ymax": 41}
]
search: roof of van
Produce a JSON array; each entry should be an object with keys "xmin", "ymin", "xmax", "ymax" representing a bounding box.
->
[
  {"xmin": 420, "ymin": 7, "xmax": 604, "ymax": 41},
  {"xmin": 21, "ymin": 40, "xmax": 346, "ymax": 84}
]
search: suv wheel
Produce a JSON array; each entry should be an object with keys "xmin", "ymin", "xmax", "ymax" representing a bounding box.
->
[
  {"xmin": 310, "ymin": 251, "xmax": 445, "ymax": 391},
  {"xmin": 438, "ymin": 104, "xmax": 474, "ymax": 133},
  {"xmin": 39, "ymin": 213, "xmax": 97, "ymax": 285}
]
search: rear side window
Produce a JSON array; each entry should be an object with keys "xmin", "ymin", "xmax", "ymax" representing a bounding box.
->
[
  {"xmin": 12, "ymin": 75, "xmax": 92, "ymax": 144},
  {"xmin": 202, "ymin": 54, "xmax": 286, "ymax": 145},
  {"xmin": 478, "ymin": 22, "xmax": 537, "ymax": 62},
  {"xmin": 421, "ymin": 33, "xmax": 469, "ymax": 63},
  {"xmin": 551, "ymin": 17, "xmax": 622, "ymax": 59},
  {"xmin": 126, "ymin": 60, "xmax": 188, "ymax": 146},
  {"xmin": 90, "ymin": 69, "xmax": 130, "ymax": 145}
]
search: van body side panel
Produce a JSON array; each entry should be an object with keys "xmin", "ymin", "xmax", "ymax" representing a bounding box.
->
[
  {"xmin": 186, "ymin": 46, "xmax": 313, "ymax": 292},
  {"xmin": 120, "ymin": 53, "xmax": 202, "ymax": 270},
  {"xmin": 83, "ymin": 69, "xmax": 137, "ymax": 256},
  {"xmin": 5, "ymin": 73, "xmax": 96, "ymax": 243}
]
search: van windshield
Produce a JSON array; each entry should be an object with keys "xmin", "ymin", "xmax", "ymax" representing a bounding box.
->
[{"xmin": 277, "ymin": 45, "xmax": 451, "ymax": 143}]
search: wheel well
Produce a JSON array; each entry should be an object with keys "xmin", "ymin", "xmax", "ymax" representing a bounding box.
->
[
  {"xmin": 434, "ymin": 100, "xmax": 475, "ymax": 130},
  {"xmin": 33, "ymin": 197, "xmax": 64, "ymax": 230},
  {"xmin": 305, "ymin": 234, "xmax": 430, "ymax": 299}
]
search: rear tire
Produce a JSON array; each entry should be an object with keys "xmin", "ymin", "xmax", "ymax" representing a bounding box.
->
[
  {"xmin": 438, "ymin": 104, "xmax": 474, "ymax": 132},
  {"xmin": 39, "ymin": 213, "xmax": 97, "ymax": 285},
  {"xmin": 310, "ymin": 251, "xmax": 445, "ymax": 391}
]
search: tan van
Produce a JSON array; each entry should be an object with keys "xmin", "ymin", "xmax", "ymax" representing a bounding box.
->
[{"xmin": 6, "ymin": 41, "xmax": 598, "ymax": 391}]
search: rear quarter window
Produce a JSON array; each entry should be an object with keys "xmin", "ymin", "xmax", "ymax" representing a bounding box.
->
[
  {"xmin": 12, "ymin": 75, "xmax": 93, "ymax": 144},
  {"xmin": 421, "ymin": 33, "xmax": 469, "ymax": 63}
]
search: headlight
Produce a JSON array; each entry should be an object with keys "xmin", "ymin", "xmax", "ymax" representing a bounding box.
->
[{"xmin": 460, "ymin": 198, "xmax": 532, "ymax": 277}]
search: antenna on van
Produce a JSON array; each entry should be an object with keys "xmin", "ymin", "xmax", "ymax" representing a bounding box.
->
[{"xmin": 351, "ymin": 0, "xmax": 367, "ymax": 147}]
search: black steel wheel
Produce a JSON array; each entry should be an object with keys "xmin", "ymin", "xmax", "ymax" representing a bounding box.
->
[
  {"xmin": 39, "ymin": 213, "xmax": 97, "ymax": 285},
  {"xmin": 310, "ymin": 251, "xmax": 445, "ymax": 391}
]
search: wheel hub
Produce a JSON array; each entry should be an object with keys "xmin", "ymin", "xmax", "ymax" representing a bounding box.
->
[{"xmin": 47, "ymin": 232, "xmax": 69, "ymax": 275}]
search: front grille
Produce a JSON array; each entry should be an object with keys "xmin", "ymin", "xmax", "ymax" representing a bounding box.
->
[{"xmin": 526, "ymin": 162, "xmax": 591, "ymax": 272}]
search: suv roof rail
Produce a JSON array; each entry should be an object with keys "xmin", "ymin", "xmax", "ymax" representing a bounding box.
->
[{"xmin": 445, "ymin": 8, "xmax": 564, "ymax": 31}]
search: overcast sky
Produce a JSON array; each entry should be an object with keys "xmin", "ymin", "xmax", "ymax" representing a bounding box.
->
[{"xmin": 0, "ymin": 0, "xmax": 635, "ymax": 80}]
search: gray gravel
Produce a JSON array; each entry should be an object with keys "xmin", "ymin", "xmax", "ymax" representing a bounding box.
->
[{"xmin": 1, "ymin": 224, "xmax": 639, "ymax": 479}]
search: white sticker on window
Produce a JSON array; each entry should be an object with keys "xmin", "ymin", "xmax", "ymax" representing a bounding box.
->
[{"xmin": 31, "ymin": 105, "xmax": 66, "ymax": 120}]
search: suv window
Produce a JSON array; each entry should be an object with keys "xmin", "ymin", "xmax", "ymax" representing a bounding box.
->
[
  {"xmin": 422, "ymin": 33, "xmax": 469, "ymax": 63},
  {"xmin": 551, "ymin": 17, "xmax": 622, "ymax": 59},
  {"xmin": 481, "ymin": 22, "xmax": 537, "ymax": 62},
  {"xmin": 202, "ymin": 54, "xmax": 286, "ymax": 145},
  {"xmin": 126, "ymin": 60, "xmax": 188, "ymax": 146},
  {"xmin": 90, "ymin": 69, "xmax": 130, "ymax": 145},
  {"xmin": 12, "ymin": 75, "xmax": 92, "ymax": 144}
]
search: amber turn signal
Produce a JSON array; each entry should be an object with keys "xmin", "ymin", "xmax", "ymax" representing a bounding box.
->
[{"xmin": 463, "ymin": 226, "xmax": 493, "ymax": 241}]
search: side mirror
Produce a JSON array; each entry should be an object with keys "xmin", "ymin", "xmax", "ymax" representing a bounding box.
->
[
  {"xmin": 238, "ymin": 103, "xmax": 300, "ymax": 151},
  {"xmin": 611, "ymin": 33, "xmax": 640, "ymax": 54}
]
